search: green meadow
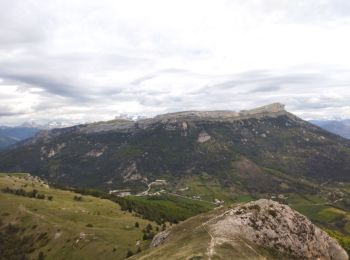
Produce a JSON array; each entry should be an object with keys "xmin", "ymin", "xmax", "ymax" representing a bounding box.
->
[{"xmin": 0, "ymin": 173, "xmax": 155, "ymax": 260}]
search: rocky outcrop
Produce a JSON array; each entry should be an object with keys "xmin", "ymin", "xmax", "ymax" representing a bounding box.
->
[
  {"xmin": 207, "ymin": 199, "xmax": 348, "ymax": 260},
  {"xmin": 240, "ymin": 103, "xmax": 285, "ymax": 116},
  {"xmin": 152, "ymin": 103, "xmax": 286, "ymax": 122},
  {"xmin": 150, "ymin": 230, "xmax": 171, "ymax": 248},
  {"xmin": 148, "ymin": 200, "xmax": 348, "ymax": 260},
  {"xmin": 197, "ymin": 130, "xmax": 211, "ymax": 143},
  {"xmin": 122, "ymin": 162, "xmax": 145, "ymax": 182},
  {"xmin": 85, "ymin": 146, "xmax": 107, "ymax": 157},
  {"xmin": 20, "ymin": 104, "xmax": 288, "ymax": 138},
  {"xmin": 41, "ymin": 143, "xmax": 66, "ymax": 158}
]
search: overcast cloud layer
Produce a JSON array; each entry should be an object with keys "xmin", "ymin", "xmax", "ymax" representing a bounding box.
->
[{"xmin": 1, "ymin": 0, "xmax": 350, "ymax": 125}]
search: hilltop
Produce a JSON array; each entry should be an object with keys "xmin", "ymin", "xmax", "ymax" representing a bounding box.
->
[
  {"xmin": 134, "ymin": 199, "xmax": 348, "ymax": 260},
  {"xmin": 0, "ymin": 173, "xmax": 156, "ymax": 259}
]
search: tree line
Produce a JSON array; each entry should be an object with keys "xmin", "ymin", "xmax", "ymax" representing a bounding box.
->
[{"xmin": 1, "ymin": 187, "xmax": 53, "ymax": 201}]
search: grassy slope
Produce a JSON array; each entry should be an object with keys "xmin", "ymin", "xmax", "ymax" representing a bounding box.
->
[
  {"xmin": 1, "ymin": 172, "xmax": 349, "ymax": 258},
  {"xmin": 131, "ymin": 206, "xmax": 287, "ymax": 260},
  {"xmin": 0, "ymin": 173, "xmax": 155, "ymax": 260}
]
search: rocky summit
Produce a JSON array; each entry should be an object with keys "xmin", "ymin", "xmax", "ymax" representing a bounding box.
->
[{"xmin": 140, "ymin": 200, "xmax": 348, "ymax": 260}]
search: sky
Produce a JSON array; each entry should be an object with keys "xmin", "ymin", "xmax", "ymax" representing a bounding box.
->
[{"xmin": 1, "ymin": 0, "xmax": 350, "ymax": 125}]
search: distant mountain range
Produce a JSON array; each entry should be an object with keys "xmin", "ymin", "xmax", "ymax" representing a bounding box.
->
[
  {"xmin": 0, "ymin": 122, "xmax": 72, "ymax": 149},
  {"xmin": 311, "ymin": 119, "xmax": 350, "ymax": 139},
  {"xmin": 0, "ymin": 126, "xmax": 39, "ymax": 150}
]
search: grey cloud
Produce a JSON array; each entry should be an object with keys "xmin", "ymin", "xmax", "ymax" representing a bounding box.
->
[
  {"xmin": 250, "ymin": 85, "xmax": 282, "ymax": 93},
  {"xmin": 0, "ymin": 111, "xmax": 24, "ymax": 117},
  {"xmin": 0, "ymin": 106, "xmax": 26, "ymax": 117},
  {"xmin": 1, "ymin": 73, "xmax": 84, "ymax": 100},
  {"xmin": 1, "ymin": 0, "xmax": 350, "ymax": 124},
  {"xmin": 0, "ymin": 52, "xmax": 153, "ymax": 102},
  {"xmin": 131, "ymin": 75, "xmax": 156, "ymax": 86}
]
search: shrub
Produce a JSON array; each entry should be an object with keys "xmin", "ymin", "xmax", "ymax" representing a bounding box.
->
[
  {"xmin": 146, "ymin": 224, "xmax": 153, "ymax": 231},
  {"xmin": 126, "ymin": 249, "xmax": 133, "ymax": 258},
  {"xmin": 268, "ymin": 209, "xmax": 277, "ymax": 218},
  {"xmin": 37, "ymin": 194, "xmax": 45, "ymax": 200},
  {"xmin": 248, "ymin": 204, "xmax": 261, "ymax": 211},
  {"xmin": 73, "ymin": 195, "xmax": 82, "ymax": 201},
  {"xmin": 142, "ymin": 233, "xmax": 148, "ymax": 240},
  {"xmin": 38, "ymin": 252, "xmax": 45, "ymax": 260}
]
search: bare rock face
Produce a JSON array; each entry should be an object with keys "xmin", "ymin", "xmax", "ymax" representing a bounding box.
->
[
  {"xmin": 208, "ymin": 199, "xmax": 348, "ymax": 260},
  {"xmin": 147, "ymin": 103, "xmax": 286, "ymax": 124},
  {"xmin": 240, "ymin": 103, "xmax": 285, "ymax": 116},
  {"xmin": 150, "ymin": 230, "xmax": 171, "ymax": 248},
  {"xmin": 197, "ymin": 130, "xmax": 211, "ymax": 143}
]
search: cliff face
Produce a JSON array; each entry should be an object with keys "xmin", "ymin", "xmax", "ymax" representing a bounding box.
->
[
  {"xmin": 240, "ymin": 103, "xmax": 285, "ymax": 116},
  {"xmin": 143, "ymin": 103, "xmax": 286, "ymax": 124},
  {"xmin": 80, "ymin": 103, "xmax": 287, "ymax": 134},
  {"xmin": 144, "ymin": 200, "xmax": 348, "ymax": 260}
]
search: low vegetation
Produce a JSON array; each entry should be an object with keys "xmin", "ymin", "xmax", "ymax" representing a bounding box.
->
[
  {"xmin": 0, "ymin": 173, "xmax": 156, "ymax": 259},
  {"xmin": 54, "ymin": 185, "xmax": 215, "ymax": 224},
  {"xmin": 325, "ymin": 229, "xmax": 350, "ymax": 253},
  {"xmin": 115, "ymin": 194, "xmax": 214, "ymax": 224},
  {"xmin": 2, "ymin": 186, "xmax": 48, "ymax": 200}
]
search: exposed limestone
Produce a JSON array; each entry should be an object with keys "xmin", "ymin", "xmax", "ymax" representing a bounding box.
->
[
  {"xmin": 48, "ymin": 148, "xmax": 56, "ymax": 158},
  {"xmin": 150, "ymin": 230, "xmax": 171, "ymax": 248},
  {"xmin": 240, "ymin": 103, "xmax": 285, "ymax": 116},
  {"xmin": 21, "ymin": 103, "xmax": 288, "ymax": 141},
  {"xmin": 42, "ymin": 143, "xmax": 66, "ymax": 158},
  {"xmin": 197, "ymin": 130, "xmax": 211, "ymax": 143},
  {"xmin": 207, "ymin": 199, "xmax": 348, "ymax": 260},
  {"xmin": 181, "ymin": 121, "xmax": 188, "ymax": 131},
  {"xmin": 152, "ymin": 103, "xmax": 285, "ymax": 122},
  {"xmin": 122, "ymin": 162, "xmax": 143, "ymax": 182},
  {"xmin": 85, "ymin": 147, "xmax": 107, "ymax": 157}
]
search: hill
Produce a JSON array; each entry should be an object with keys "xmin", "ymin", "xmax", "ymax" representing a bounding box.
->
[
  {"xmin": 0, "ymin": 173, "xmax": 157, "ymax": 260},
  {"xmin": 133, "ymin": 199, "xmax": 348, "ymax": 260}
]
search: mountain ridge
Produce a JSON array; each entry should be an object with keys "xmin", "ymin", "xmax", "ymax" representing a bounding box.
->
[{"xmin": 0, "ymin": 103, "xmax": 349, "ymax": 191}]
